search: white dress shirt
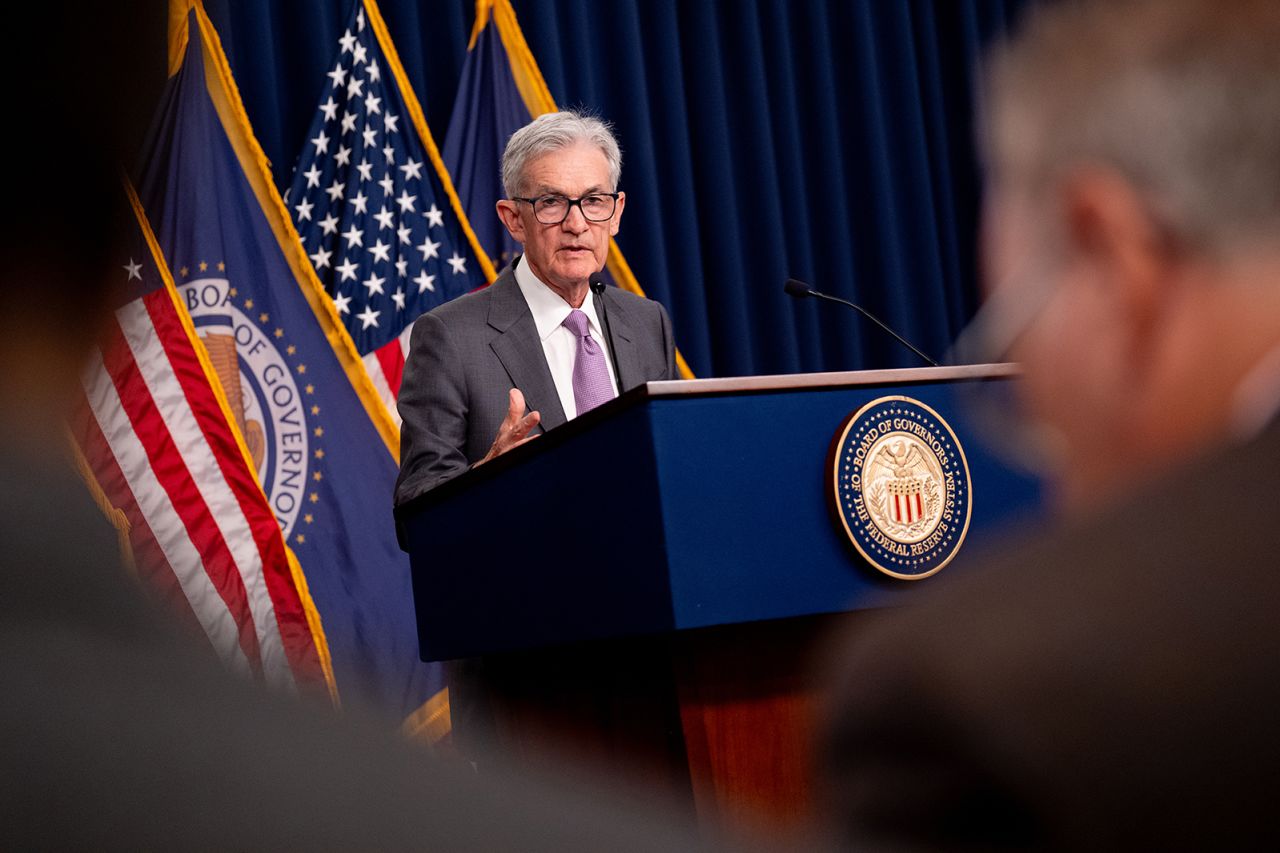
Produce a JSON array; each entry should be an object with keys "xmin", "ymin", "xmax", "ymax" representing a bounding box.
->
[{"xmin": 514, "ymin": 260, "xmax": 619, "ymax": 421}]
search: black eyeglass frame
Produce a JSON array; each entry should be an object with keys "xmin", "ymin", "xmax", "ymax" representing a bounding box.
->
[{"xmin": 510, "ymin": 192, "xmax": 622, "ymax": 224}]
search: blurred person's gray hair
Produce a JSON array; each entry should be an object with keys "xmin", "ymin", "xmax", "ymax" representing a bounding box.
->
[
  {"xmin": 984, "ymin": 0, "xmax": 1280, "ymax": 252},
  {"xmin": 501, "ymin": 110, "xmax": 623, "ymax": 198}
]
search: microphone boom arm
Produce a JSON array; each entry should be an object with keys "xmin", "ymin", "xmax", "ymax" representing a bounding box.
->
[
  {"xmin": 784, "ymin": 278, "xmax": 939, "ymax": 367},
  {"xmin": 808, "ymin": 290, "xmax": 939, "ymax": 367}
]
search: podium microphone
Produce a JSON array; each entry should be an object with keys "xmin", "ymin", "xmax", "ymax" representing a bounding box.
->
[
  {"xmin": 590, "ymin": 273, "xmax": 623, "ymax": 389},
  {"xmin": 783, "ymin": 278, "xmax": 939, "ymax": 367}
]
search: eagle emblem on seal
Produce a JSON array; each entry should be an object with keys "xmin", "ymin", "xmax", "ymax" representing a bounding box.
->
[{"xmin": 828, "ymin": 396, "xmax": 973, "ymax": 580}]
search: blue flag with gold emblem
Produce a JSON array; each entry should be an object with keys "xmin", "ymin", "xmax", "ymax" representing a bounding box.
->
[
  {"xmin": 440, "ymin": 0, "xmax": 528, "ymax": 269},
  {"xmin": 138, "ymin": 3, "xmax": 448, "ymax": 736}
]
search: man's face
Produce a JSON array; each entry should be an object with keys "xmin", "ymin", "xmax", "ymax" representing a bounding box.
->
[
  {"xmin": 497, "ymin": 141, "xmax": 624, "ymax": 295},
  {"xmin": 983, "ymin": 184, "xmax": 1141, "ymax": 503}
]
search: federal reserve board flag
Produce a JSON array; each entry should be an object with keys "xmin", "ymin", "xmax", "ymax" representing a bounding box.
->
[
  {"xmin": 286, "ymin": 0, "xmax": 494, "ymax": 421},
  {"xmin": 141, "ymin": 3, "xmax": 447, "ymax": 736},
  {"xmin": 71, "ymin": 183, "xmax": 333, "ymax": 697}
]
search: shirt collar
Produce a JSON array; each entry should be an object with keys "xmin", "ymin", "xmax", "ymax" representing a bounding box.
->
[{"xmin": 514, "ymin": 256, "xmax": 604, "ymax": 342}]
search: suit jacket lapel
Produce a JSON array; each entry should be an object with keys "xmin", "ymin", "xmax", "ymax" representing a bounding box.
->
[
  {"xmin": 599, "ymin": 287, "xmax": 643, "ymax": 393},
  {"xmin": 487, "ymin": 265, "xmax": 568, "ymax": 432}
]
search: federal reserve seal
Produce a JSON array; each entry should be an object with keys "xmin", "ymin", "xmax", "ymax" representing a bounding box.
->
[{"xmin": 828, "ymin": 396, "xmax": 973, "ymax": 580}]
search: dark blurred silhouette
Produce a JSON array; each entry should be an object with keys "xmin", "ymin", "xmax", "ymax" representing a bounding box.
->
[
  {"xmin": 819, "ymin": 0, "xmax": 1280, "ymax": 848},
  {"xmin": 0, "ymin": 5, "xmax": 712, "ymax": 850}
]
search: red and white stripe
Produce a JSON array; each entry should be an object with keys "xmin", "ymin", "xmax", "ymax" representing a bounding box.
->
[
  {"xmin": 72, "ymin": 289, "xmax": 326, "ymax": 692},
  {"xmin": 892, "ymin": 491, "xmax": 924, "ymax": 525},
  {"xmin": 361, "ymin": 323, "xmax": 414, "ymax": 427}
]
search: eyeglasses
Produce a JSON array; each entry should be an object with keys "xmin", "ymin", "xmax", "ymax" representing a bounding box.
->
[
  {"xmin": 511, "ymin": 193, "xmax": 620, "ymax": 225},
  {"xmin": 945, "ymin": 269, "xmax": 1067, "ymax": 479}
]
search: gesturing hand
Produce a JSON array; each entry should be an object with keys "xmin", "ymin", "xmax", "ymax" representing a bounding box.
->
[{"xmin": 475, "ymin": 388, "xmax": 541, "ymax": 467}]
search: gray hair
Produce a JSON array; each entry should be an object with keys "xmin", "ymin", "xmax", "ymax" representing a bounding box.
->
[
  {"xmin": 501, "ymin": 110, "xmax": 623, "ymax": 198},
  {"xmin": 985, "ymin": 0, "xmax": 1280, "ymax": 252}
]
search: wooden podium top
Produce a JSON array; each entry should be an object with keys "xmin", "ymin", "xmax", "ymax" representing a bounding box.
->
[
  {"xmin": 396, "ymin": 363, "xmax": 1019, "ymax": 518},
  {"xmin": 641, "ymin": 363, "xmax": 1018, "ymax": 398}
]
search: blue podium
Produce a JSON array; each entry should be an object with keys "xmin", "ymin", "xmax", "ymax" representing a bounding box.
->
[{"xmin": 396, "ymin": 364, "xmax": 1044, "ymax": 831}]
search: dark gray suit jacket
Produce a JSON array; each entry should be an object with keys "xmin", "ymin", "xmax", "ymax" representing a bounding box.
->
[
  {"xmin": 818, "ymin": 417, "xmax": 1280, "ymax": 850},
  {"xmin": 395, "ymin": 259, "xmax": 677, "ymax": 504}
]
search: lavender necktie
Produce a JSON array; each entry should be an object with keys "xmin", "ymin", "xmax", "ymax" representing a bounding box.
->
[{"xmin": 562, "ymin": 309, "xmax": 615, "ymax": 415}]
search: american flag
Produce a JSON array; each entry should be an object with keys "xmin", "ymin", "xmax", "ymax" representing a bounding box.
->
[
  {"xmin": 287, "ymin": 1, "xmax": 492, "ymax": 421},
  {"xmin": 72, "ymin": 183, "xmax": 332, "ymax": 696}
]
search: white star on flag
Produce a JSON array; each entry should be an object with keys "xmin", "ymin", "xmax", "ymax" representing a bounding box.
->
[
  {"xmin": 335, "ymin": 257, "xmax": 359, "ymax": 282},
  {"xmin": 309, "ymin": 247, "xmax": 332, "ymax": 269}
]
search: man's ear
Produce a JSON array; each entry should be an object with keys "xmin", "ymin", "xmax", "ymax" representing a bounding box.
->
[
  {"xmin": 1060, "ymin": 167, "xmax": 1172, "ymax": 366},
  {"xmin": 496, "ymin": 199, "xmax": 526, "ymax": 243},
  {"xmin": 608, "ymin": 191, "xmax": 625, "ymax": 237}
]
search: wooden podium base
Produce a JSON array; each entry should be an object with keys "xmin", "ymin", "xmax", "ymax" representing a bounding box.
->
[{"xmin": 449, "ymin": 612, "xmax": 859, "ymax": 837}]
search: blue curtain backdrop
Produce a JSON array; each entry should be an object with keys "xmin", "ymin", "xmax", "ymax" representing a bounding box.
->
[{"xmin": 202, "ymin": 0, "xmax": 1026, "ymax": 378}]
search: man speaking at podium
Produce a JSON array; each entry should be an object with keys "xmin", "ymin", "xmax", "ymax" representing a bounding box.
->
[{"xmin": 395, "ymin": 111, "xmax": 678, "ymax": 504}]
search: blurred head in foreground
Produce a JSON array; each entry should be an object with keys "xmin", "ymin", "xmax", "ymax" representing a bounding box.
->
[
  {"xmin": 0, "ymin": 5, "xmax": 159, "ymax": 447},
  {"xmin": 981, "ymin": 0, "xmax": 1280, "ymax": 509}
]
